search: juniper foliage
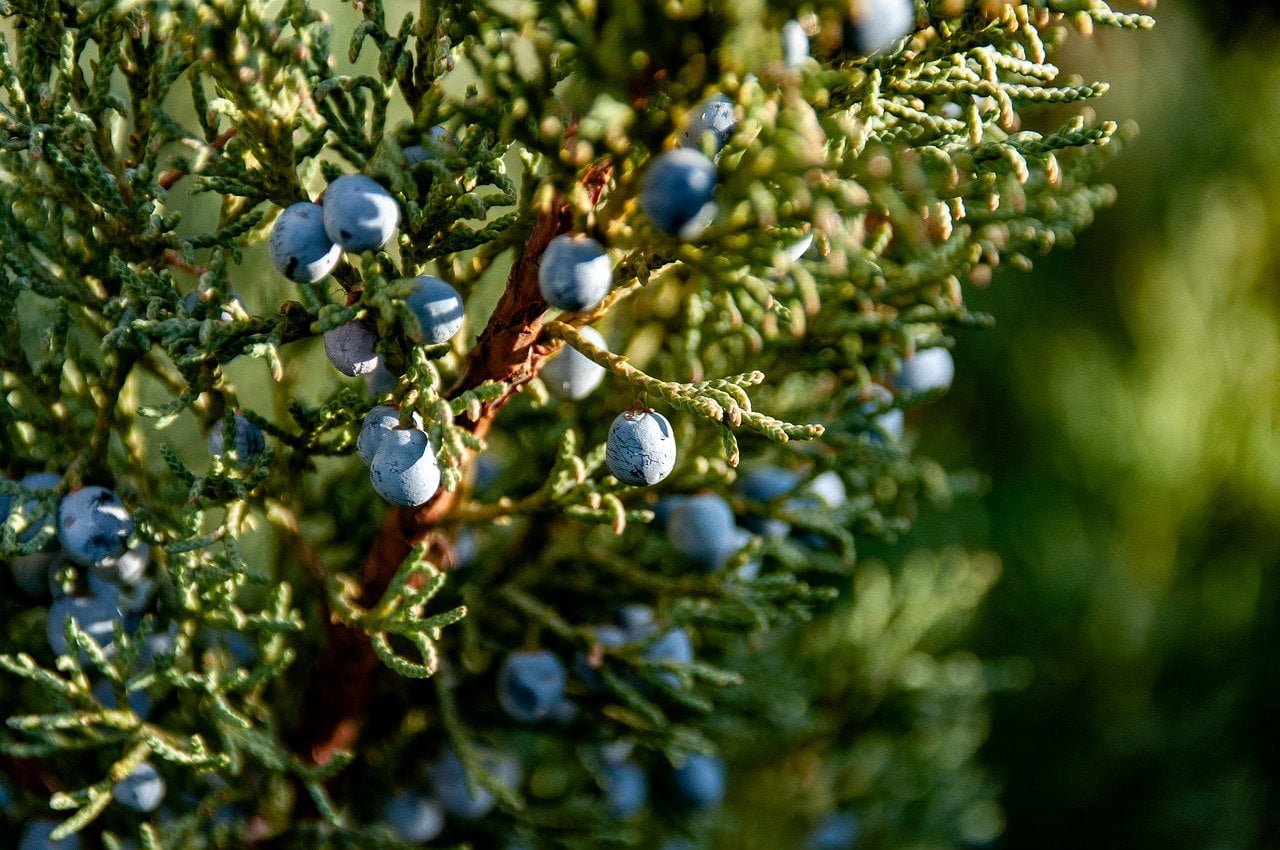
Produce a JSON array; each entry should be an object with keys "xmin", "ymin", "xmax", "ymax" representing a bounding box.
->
[{"xmin": 0, "ymin": 1, "xmax": 1149, "ymax": 847}]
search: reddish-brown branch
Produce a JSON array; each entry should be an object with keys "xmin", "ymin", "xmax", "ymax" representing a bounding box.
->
[{"xmin": 293, "ymin": 161, "xmax": 614, "ymax": 770}]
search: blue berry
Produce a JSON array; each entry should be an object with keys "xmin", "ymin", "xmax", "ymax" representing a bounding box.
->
[
  {"xmin": 667, "ymin": 494, "xmax": 735, "ymax": 567},
  {"xmin": 431, "ymin": 746, "xmax": 520, "ymax": 820},
  {"xmin": 738, "ymin": 466, "xmax": 802, "ymax": 501},
  {"xmin": 269, "ymin": 201, "xmax": 341, "ymax": 284},
  {"xmin": 323, "ymin": 174, "xmax": 400, "ymax": 252},
  {"xmin": 324, "ymin": 319, "xmax": 381, "ymax": 377},
  {"xmin": 454, "ymin": 528, "xmax": 480, "ymax": 567},
  {"xmin": 783, "ymin": 19, "xmax": 810, "ymax": 68},
  {"xmin": 542, "ymin": 326, "xmax": 607, "ymax": 399},
  {"xmin": 11, "ymin": 550, "xmax": 57, "ymax": 597},
  {"xmin": 15, "ymin": 471, "xmax": 61, "ymax": 545},
  {"xmin": 57, "ymin": 486, "xmax": 133, "ymax": 567},
  {"xmin": 403, "ymin": 125, "xmax": 452, "ymax": 166},
  {"xmin": 650, "ymin": 496, "xmax": 687, "ymax": 529},
  {"xmin": 364, "ymin": 357, "xmax": 398, "ymax": 397},
  {"xmin": 845, "ymin": 0, "xmax": 914, "ymax": 56},
  {"xmin": 738, "ymin": 466, "xmax": 801, "ymax": 539},
  {"xmin": 93, "ymin": 544, "xmax": 150, "ymax": 588},
  {"xmin": 369, "ymin": 427, "xmax": 441, "ymax": 507},
  {"xmin": 645, "ymin": 627, "xmax": 693, "ymax": 666},
  {"xmin": 209, "ymin": 412, "xmax": 265, "ymax": 466},
  {"xmin": 601, "ymin": 760, "xmax": 649, "ymax": 818},
  {"xmin": 46, "ymin": 592, "xmax": 124, "ymax": 658},
  {"xmin": 357, "ymin": 405, "xmax": 423, "ymax": 466},
  {"xmin": 404, "ymin": 275, "xmax": 465, "ymax": 344},
  {"xmin": 861, "ymin": 385, "xmax": 903, "ymax": 444},
  {"xmin": 112, "ymin": 762, "xmax": 165, "ymax": 812},
  {"xmin": 671, "ymin": 753, "xmax": 726, "ymax": 810},
  {"xmin": 538, "ymin": 234, "xmax": 612, "ymax": 312},
  {"xmin": 641, "ymin": 149, "xmax": 718, "ymax": 239},
  {"xmin": 497, "ymin": 649, "xmax": 568, "ymax": 722},
  {"xmin": 19, "ymin": 819, "xmax": 82, "ymax": 850},
  {"xmin": 645, "ymin": 626, "xmax": 693, "ymax": 687},
  {"xmin": 805, "ymin": 471, "xmax": 847, "ymax": 509},
  {"xmin": 805, "ymin": 812, "xmax": 861, "ymax": 850},
  {"xmin": 615, "ymin": 604, "xmax": 657, "ymax": 639},
  {"xmin": 678, "ymin": 95, "xmax": 736, "ymax": 152},
  {"xmin": 896, "ymin": 347, "xmax": 954, "ymax": 396},
  {"xmin": 606, "ymin": 409, "xmax": 677, "ymax": 486},
  {"xmin": 383, "ymin": 791, "xmax": 445, "ymax": 844}
]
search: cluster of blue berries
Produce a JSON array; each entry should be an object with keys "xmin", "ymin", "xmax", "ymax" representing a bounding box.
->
[
  {"xmin": 268, "ymin": 174, "xmax": 399, "ymax": 285},
  {"xmin": 377, "ymin": 744, "xmax": 521, "ymax": 843},
  {"xmin": 356, "ymin": 405, "xmax": 440, "ymax": 507}
]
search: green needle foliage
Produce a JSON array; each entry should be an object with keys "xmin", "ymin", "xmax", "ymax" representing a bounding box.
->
[{"xmin": 0, "ymin": 1, "xmax": 1150, "ymax": 847}]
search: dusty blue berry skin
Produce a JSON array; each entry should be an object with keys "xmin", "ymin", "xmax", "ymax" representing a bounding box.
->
[
  {"xmin": 323, "ymin": 174, "xmax": 400, "ymax": 252},
  {"xmin": 667, "ymin": 494, "xmax": 736, "ymax": 566},
  {"xmin": 209, "ymin": 413, "xmax": 266, "ymax": 466},
  {"xmin": 606, "ymin": 410, "xmax": 677, "ymax": 486},
  {"xmin": 323, "ymin": 319, "xmax": 381, "ymax": 377},
  {"xmin": 671, "ymin": 753, "xmax": 726, "ymax": 810},
  {"xmin": 538, "ymin": 235, "xmax": 612, "ymax": 312},
  {"xmin": 860, "ymin": 385, "xmax": 904, "ymax": 444},
  {"xmin": 369, "ymin": 428, "xmax": 441, "ymax": 507},
  {"xmin": 269, "ymin": 202, "xmax": 341, "ymax": 284},
  {"xmin": 783, "ymin": 19, "xmax": 810, "ymax": 67},
  {"xmin": 112, "ymin": 762, "xmax": 165, "ymax": 812},
  {"xmin": 602, "ymin": 760, "xmax": 649, "ymax": 818},
  {"xmin": 844, "ymin": 0, "xmax": 914, "ymax": 56},
  {"xmin": 896, "ymin": 347, "xmax": 954, "ymax": 395},
  {"xmin": 543, "ymin": 326, "xmax": 608, "ymax": 399},
  {"xmin": 57, "ymin": 486, "xmax": 133, "ymax": 567},
  {"xmin": 805, "ymin": 812, "xmax": 861, "ymax": 850},
  {"xmin": 46, "ymin": 592, "xmax": 124, "ymax": 657},
  {"xmin": 678, "ymin": 95, "xmax": 736, "ymax": 152},
  {"xmin": 497, "ymin": 650, "xmax": 568, "ymax": 723},
  {"xmin": 404, "ymin": 275, "xmax": 465, "ymax": 344},
  {"xmin": 640, "ymin": 149, "xmax": 718, "ymax": 238},
  {"xmin": 19, "ymin": 819, "xmax": 82, "ymax": 850},
  {"xmin": 383, "ymin": 792, "xmax": 445, "ymax": 844},
  {"xmin": 357, "ymin": 405, "xmax": 422, "ymax": 465}
]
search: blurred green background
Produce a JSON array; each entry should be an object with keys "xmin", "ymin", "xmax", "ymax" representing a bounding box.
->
[{"xmin": 907, "ymin": 2, "xmax": 1280, "ymax": 847}]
